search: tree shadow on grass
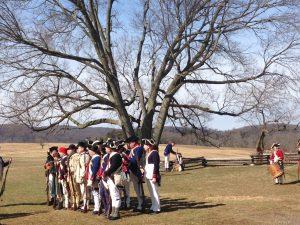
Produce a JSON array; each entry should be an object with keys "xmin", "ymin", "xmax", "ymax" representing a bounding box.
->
[
  {"xmin": 160, "ymin": 197, "xmax": 225, "ymax": 212},
  {"xmin": 183, "ymin": 165, "xmax": 205, "ymax": 171},
  {"xmin": 121, "ymin": 197, "xmax": 225, "ymax": 218},
  {"xmin": 162, "ymin": 172, "xmax": 191, "ymax": 176},
  {"xmin": 283, "ymin": 180, "xmax": 300, "ymax": 185},
  {"xmin": 0, "ymin": 210, "xmax": 48, "ymax": 220},
  {"xmin": 0, "ymin": 202, "xmax": 47, "ymax": 207}
]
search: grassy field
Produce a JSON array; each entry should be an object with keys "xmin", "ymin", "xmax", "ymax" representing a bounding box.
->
[{"xmin": 1, "ymin": 143, "xmax": 300, "ymax": 225}]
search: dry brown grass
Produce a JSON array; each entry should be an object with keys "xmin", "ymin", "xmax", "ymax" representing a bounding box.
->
[
  {"xmin": 1, "ymin": 143, "xmax": 300, "ymax": 225},
  {"xmin": 159, "ymin": 144, "xmax": 255, "ymax": 159}
]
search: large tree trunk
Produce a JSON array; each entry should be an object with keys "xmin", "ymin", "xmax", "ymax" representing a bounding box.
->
[
  {"xmin": 256, "ymin": 130, "xmax": 266, "ymax": 154},
  {"xmin": 116, "ymin": 105, "xmax": 135, "ymax": 138},
  {"xmin": 107, "ymin": 78, "xmax": 135, "ymax": 138},
  {"xmin": 140, "ymin": 110, "xmax": 155, "ymax": 139},
  {"xmin": 153, "ymin": 97, "xmax": 172, "ymax": 143}
]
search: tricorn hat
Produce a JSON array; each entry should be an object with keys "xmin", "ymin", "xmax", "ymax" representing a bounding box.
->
[
  {"xmin": 77, "ymin": 141, "xmax": 87, "ymax": 148},
  {"xmin": 271, "ymin": 143, "xmax": 280, "ymax": 148},
  {"xmin": 141, "ymin": 138, "xmax": 156, "ymax": 146},
  {"xmin": 103, "ymin": 138, "xmax": 113, "ymax": 147},
  {"xmin": 125, "ymin": 135, "xmax": 139, "ymax": 143},
  {"xmin": 92, "ymin": 140, "xmax": 103, "ymax": 146},
  {"xmin": 49, "ymin": 146, "xmax": 58, "ymax": 153},
  {"xmin": 115, "ymin": 140, "xmax": 125, "ymax": 149},
  {"xmin": 87, "ymin": 144, "xmax": 99, "ymax": 154},
  {"xmin": 68, "ymin": 144, "xmax": 77, "ymax": 151}
]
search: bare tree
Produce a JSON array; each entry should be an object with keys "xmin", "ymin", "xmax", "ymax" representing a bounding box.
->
[
  {"xmin": 0, "ymin": 0, "xmax": 299, "ymax": 143},
  {"xmin": 239, "ymin": 74, "xmax": 299, "ymax": 153}
]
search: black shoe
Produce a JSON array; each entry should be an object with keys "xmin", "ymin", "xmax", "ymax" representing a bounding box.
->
[
  {"xmin": 149, "ymin": 210, "xmax": 160, "ymax": 214},
  {"xmin": 52, "ymin": 199, "xmax": 57, "ymax": 209},
  {"xmin": 109, "ymin": 216, "xmax": 120, "ymax": 220},
  {"xmin": 55, "ymin": 202, "xmax": 63, "ymax": 210},
  {"xmin": 92, "ymin": 211, "xmax": 99, "ymax": 215},
  {"xmin": 48, "ymin": 198, "xmax": 54, "ymax": 206},
  {"xmin": 132, "ymin": 208, "xmax": 142, "ymax": 212}
]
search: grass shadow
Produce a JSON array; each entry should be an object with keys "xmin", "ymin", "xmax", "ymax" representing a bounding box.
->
[
  {"xmin": 120, "ymin": 197, "xmax": 225, "ymax": 218},
  {"xmin": 0, "ymin": 210, "xmax": 48, "ymax": 220},
  {"xmin": 283, "ymin": 180, "xmax": 300, "ymax": 185},
  {"xmin": 160, "ymin": 197, "xmax": 225, "ymax": 212},
  {"xmin": 0, "ymin": 202, "xmax": 47, "ymax": 207}
]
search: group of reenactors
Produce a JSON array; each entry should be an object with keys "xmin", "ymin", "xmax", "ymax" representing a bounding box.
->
[{"xmin": 44, "ymin": 136, "xmax": 162, "ymax": 220}]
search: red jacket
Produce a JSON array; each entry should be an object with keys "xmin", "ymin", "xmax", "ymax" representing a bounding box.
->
[{"xmin": 270, "ymin": 149, "xmax": 284, "ymax": 163}]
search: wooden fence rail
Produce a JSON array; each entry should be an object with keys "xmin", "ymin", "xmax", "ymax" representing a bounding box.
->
[{"xmin": 163, "ymin": 153, "xmax": 300, "ymax": 169}]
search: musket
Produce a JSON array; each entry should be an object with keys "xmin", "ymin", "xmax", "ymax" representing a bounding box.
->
[
  {"xmin": 44, "ymin": 155, "xmax": 53, "ymax": 206},
  {"xmin": 45, "ymin": 169, "xmax": 50, "ymax": 205},
  {"xmin": 139, "ymin": 180, "xmax": 146, "ymax": 211},
  {"xmin": 54, "ymin": 158, "xmax": 63, "ymax": 209},
  {"xmin": 82, "ymin": 153, "xmax": 90, "ymax": 213},
  {"xmin": 0, "ymin": 159, "xmax": 12, "ymax": 200}
]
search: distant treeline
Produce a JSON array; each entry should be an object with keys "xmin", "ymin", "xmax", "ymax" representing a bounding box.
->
[{"xmin": 0, "ymin": 124, "xmax": 299, "ymax": 152}]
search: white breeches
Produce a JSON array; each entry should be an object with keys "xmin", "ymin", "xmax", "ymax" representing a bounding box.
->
[
  {"xmin": 146, "ymin": 179, "xmax": 160, "ymax": 212},
  {"xmin": 48, "ymin": 173, "xmax": 55, "ymax": 198},
  {"xmin": 79, "ymin": 183, "xmax": 90, "ymax": 208},
  {"xmin": 164, "ymin": 155, "xmax": 170, "ymax": 169},
  {"xmin": 60, "ymin": 179, "xmax": 69, "ymax": 208},
  {"xmin": 107, "ymin": 178, "xmax": 121, "ymax": 208},
  {"xmin": 92, "ymin": 188, "xmax": 100, "ymax": 211}
]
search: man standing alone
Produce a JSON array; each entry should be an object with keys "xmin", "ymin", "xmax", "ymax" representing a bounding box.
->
[{"xmin": 163, "ymin": 142, "xmax": 176, "ymax": 172}]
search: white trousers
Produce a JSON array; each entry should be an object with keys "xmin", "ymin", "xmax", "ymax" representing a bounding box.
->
[
  {"xmin": 92, "ymin": 189, "xmax": 100, "ymax": 211},
  {"xmin": 146, "ymin": 179, "xmax": 160, "ymax": 212},
  {"xmin": 60, "ymin": 180, "xmax": 69, "ymax": 208},
  {"xmin": 107, "ymin": 178, "xmax": 121, "ymax": 208},
  {"xmin": 79, "ymin": 183, "xmax": 90, "ymax": 208},
  {"xmin": 48, "ymin": 173, "xmax": 55, "ymax": 198},
  {"xmin": 164, "ymin": 155, "xmax": 170, "ymax": 169},
  {"xmin": 275, "ymin": 176, "xmax": 284, "ymax": 184},
  {"xmin": 129, "ymin": 172, "xmax": 143, "ymax": 209}
]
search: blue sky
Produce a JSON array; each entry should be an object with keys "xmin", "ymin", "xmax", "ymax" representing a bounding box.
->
[
  {"xmin": 1, "ymin": 0, "xmax": 298, "ymax": 132},
  {"xmin": 208, "ymin": 115, "xmax": 244, "ymax": 131}
]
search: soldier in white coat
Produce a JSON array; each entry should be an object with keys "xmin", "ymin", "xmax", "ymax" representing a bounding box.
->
[
  {"xmin": 75, "ymin": 141, "xmax": 91, "ymax": 213},
  {"xmin": 67, "ymin": 144, "xmax": 81, "ymax": 210}
]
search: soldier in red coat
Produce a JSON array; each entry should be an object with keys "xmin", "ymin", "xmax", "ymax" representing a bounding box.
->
[{"xmin": 269, "ymin": 143, "xmax": 284, "ymax": 184}]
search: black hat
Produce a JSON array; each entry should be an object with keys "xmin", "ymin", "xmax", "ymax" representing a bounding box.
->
[
  {"xmin": 49, "ymin": 146, "xmax": 58, "ymax": 153},
  {"xmin": 115, "ymin": 140, "xmax": 125, "ymax": 149},
  {"xmin": 68, "ymin": 144, "xmax": 77, "ymax": 151},
  {"xmin": 77, "ymin": 141, "xmax": 87, "ymax": 148},
  {"xmin": 87, "ymin": 144, "xmax": 99, "ymax": 153},
  {"xmin": 86, "ymin": 139, "xmax": 93, "ymax": 145},
  {"xmin": 106, "ymin": 141, "xmax": 118, "ymax": 150},
  {"xmin": 271, "ymin": 143, "xmax": 280, "ymax": 148},
  {"xmin": 141, "ymin": 138, "xmax": 156, "ymax": 146},
  {"xmin": 103, "ymin": 138, "xmax": 113, "ymax": 147},
  {"xmin": 125, "ymin": 135, "xmax": 139, "ymax": 143},
  {"xmin": 92, "ymin": 140, "xmax": 103, "ymax": 146}
]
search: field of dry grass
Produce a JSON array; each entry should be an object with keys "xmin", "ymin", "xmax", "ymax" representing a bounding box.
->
[{"xmin": 1, "ymin": 143, "xmax": 300, "ymax": 225}]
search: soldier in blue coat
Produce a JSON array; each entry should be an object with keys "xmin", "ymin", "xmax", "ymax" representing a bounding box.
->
[{"xmin": 163, "ymin": 142, "xmax": 176, "ymax": 172}]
